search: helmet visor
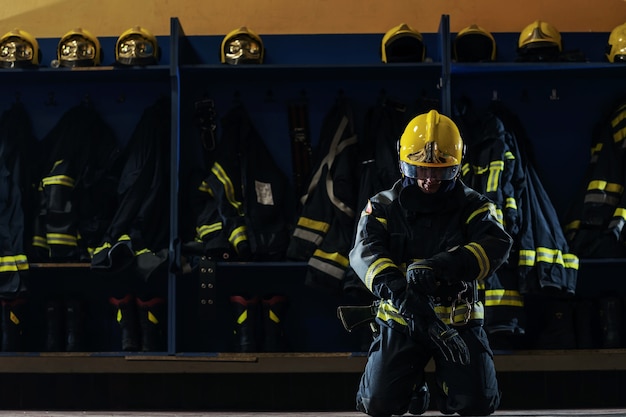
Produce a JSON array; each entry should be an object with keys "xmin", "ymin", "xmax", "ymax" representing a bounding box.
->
[
  {"xmin": 224, "ymin": 36, "xmax": 262, "ymax": 64},
  {"xmin": 117, "ymin": 34, "xmax": 155, "ymax": 64},
  {"xmin": 0, "ymin": 37, "xmax": 34, "ymax": 67},
  {"xmin": 400, "ymin": 161, "xmax": 459, "ymax": 180},
  {"xmin": 60, "ymin": 35, "xmax": 96, "ymax": 66}
]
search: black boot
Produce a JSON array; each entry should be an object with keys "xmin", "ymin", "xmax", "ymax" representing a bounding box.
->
[
  {"xmin": 574, "ymin": 298, "xmax": 596, "ymax": 349},
  {"xmin": 261, "ymin": 295, "xmax": 288, "ymax": 352},
  {"xmin": 65, "ymin": 299, "xmax": 86, "ymax": 352},
  {"xmin": 45, "ymin": 299, "xmax": 64, "ymax": 352},
  {"xmin": 229, "ymin": 295, "xmax": 259, "ymax": 352},
  {"xmin": 408, "ymin": 382, "xmax": 430, "ymax": 415},
  {"xmin": 599, "ymin": 296, "xmax": 623, "ymax": 348},
  {"xmin": 136, "ymin": 297, "xmax": 166, "ymax": 352},
  {"xmin": 109, "ymin": 294, "xmax": 139, "ymax": 351},
  {"xmin": 1, "ymin": 298, "xmax": 26, "ymax": 352},
  {"xmin": 534, "ymin": 297, "xmax": 577, "ymax": 349}
]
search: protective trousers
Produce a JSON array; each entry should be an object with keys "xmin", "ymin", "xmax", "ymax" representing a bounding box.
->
[{"xmin": 356, "ymin": 321, "xmax": 499, "ymax": 416}]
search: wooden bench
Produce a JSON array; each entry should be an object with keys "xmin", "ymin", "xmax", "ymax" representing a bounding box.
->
[{"xmin": 2, "ymin": 349, "xmax": 626, "ymax": 373}]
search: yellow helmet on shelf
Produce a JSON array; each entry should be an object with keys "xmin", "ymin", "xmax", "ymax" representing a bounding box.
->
[
  {"xmin": 115, "ymin": 26, "xmax": 159, "ymax": 66},
  {"xmin": 381, "ymin": 23, "xmax": 425, "ymax": 63},
  {"xmin": 58, "ymin": 28, "xmax": 102, "ymax": 67},
  {"xmin": 0, "ymin": 29, "xmax": 40, "ymax": 69},
  {"xmin": 606, "ymin": 23, "xmax": 626, "ymax": 63},
  {"xmin": 220, "ymin": 27, "xmax": 264, "ymax": 65},
  {"xmin": 518, "ymin": 20, "xmax": 562, "ymax": 52},
  {"xmin": 454, "ymin": 24, "xmax": 496, "ymax": 62}
]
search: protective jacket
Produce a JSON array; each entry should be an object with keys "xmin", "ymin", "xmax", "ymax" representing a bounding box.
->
[
  {"xmin": 455, "ymin": 102, "xmax": 526, "ymax": 334},
  {"xmin": 0, "ymin": 102, "xmax": 38, "ymax": 298},
  {"xmin": 286, "ymin": 97, "xmax": 360, "ymax": 293},
  {"xmin": 564, "ymin": 96, "xmax": 626, "ymax": 258},
  {"xmin": 91, "ymin": 97, "xmax": 170, "ymax": 281},
  {"xmin": 188, "ymin": 104, "xmax": 291, "ymax": 261},
  {"xmin": 349, "ymin": 179, "xmax": 513, "ymax": 331},
  {"xmin": 32, "ymin": 103, "xmax": 119, "ymax": 262},
  {"xmin": 490, "ymin": 102, "xmax": 579, "ymax": 295}
]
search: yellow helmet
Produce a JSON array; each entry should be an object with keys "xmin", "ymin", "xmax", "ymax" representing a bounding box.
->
[
  {"xmin": 453, "ymin": 24, "xmax": 496, "ymax": 62},
  {"xmin": 220, "ymin": 27, "xmax": 264, "ymax": 65},
  {"xmin": 399, "ymin": 110, "xmax": 463, "ymax": 180},
  {"xmin": 518, "ymin": 20, "xmax": 562, "ymax": 52},
  {"xmin": 381, "ymin": 23, "xmax": 425, "ymax": 63},
  {"xmin": 115, "ymin": 26, "xmax": 159, "ymax": 66},
  {"xmin": 606, "ymin": 23, "xmax": 626, "ymax": 63},
  {"xmin": 0, "ymin": 29, "xmax": 40, "ymax": 69},
  {"xmin": 58, "ymin": 28, "xmax": 101, "ymax": 67}
]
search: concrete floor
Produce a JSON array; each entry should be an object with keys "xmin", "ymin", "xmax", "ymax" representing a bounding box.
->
[{"xmin": 0, "ymin": 410, "xmax": 624, "ymax": 417}]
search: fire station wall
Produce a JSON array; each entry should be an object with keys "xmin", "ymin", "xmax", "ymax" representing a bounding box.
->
[
  {"xmin": 2, "ymin": 14, "xmax": 626, "ymax": 356},
  {"xmin": 1, "ymin": 0, "xmax": 624, "ymax": 38},
  {"xmin": 1, "ymin": 11, "xmax": 626, "ymax": 411}
]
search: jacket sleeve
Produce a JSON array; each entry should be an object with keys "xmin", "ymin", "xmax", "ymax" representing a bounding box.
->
[
  {"xmin": 430, "ymin": 195, "xmax": 513, "ymax": 285},
  {"xmin": 349, "ymin": 195, "xmax": 407, "ymax": 302}
]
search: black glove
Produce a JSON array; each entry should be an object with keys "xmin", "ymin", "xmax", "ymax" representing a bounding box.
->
[
  {"xmin": 428, "ymin": 320, "xmax": 470, "ymax": 365},
  {"xmin": 406, "ymin": 261, "xmax": 440, "ymax": 294}
]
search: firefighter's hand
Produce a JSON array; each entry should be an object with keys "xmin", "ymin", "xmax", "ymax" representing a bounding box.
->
[
  {"xmin": 428, "ymin": 320, "xmax": 470, "ymax": 365},
  {"xmin": 407, "ymin": 261, "xmax": 440, "ymax": 295}
]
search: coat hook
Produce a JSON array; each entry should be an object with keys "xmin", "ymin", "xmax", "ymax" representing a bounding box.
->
[{"xmin": 549, "ymin": 88, "xmax": 560, "ymax": 101}]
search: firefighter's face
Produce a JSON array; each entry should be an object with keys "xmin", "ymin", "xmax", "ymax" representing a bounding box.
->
[{"xmin": 417, "ymin": 177, "xmax": 442, "ymax": 194}]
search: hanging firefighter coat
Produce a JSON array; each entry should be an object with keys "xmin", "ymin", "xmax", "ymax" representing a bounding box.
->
[
  {"xmin": 454, "ymin": 100, "xmax": 526, "ymax": 334},
  {"xmin": 564, "ymin": 96, "xmax": 626, "ymax": 258},
  {"xmin": 32, "ymin": 103, "xmax": 120, "ymax": 262},
  {"xmin": 286, "ymin": 97, "xmax": 360, "ymax": 294},
  {"xmin": 454, "ymin": 99, "xmax": 579, "ymax": 340},
  {"xmin": 91, "ymin": 97, "xmax": 170, "ymax": 282},
  {"xmin": 188, "ymin": 103, "xmax": 291, "ymax": 261},
  {"xmin": 0, "ymin": 102, "xmax": 38, "ymax": 298},
  {"xmin": 489, "ymin": 101, "xmax": 579, "ymax": 295}
]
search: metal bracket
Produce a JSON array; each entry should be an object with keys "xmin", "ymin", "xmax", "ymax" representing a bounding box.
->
[{"xmin": 197, "ymin": 256, "xmax": 217, "ymax": 320}]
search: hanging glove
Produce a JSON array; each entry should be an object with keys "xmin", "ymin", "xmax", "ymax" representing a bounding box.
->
[
  {"xmin": 406, "ymin": 261, "xmax": 440, "ymax": 295},
  {"xmin": 428, "ymin": 319, "xmax": 470, "ymax": 365}
]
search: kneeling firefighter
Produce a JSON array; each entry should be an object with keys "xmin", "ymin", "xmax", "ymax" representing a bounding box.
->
[{"xmin": 345, "ymin": 110, "xmax": 512, "ymax": 416}]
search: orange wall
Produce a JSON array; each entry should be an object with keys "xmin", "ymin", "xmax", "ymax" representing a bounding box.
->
[{"xmin": 1, "ymin": 0, "xmax": 625, "ymax": 38}]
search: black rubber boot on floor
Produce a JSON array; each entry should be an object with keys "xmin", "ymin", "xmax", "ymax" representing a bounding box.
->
[
  {"xmin": 229, "ymin": 295, "xmax": 259, "ymax": 352},
  {"xmin": 534, "ymin": 298, "xmax": 577, "ymax": 349},
  {"xmin": 262, "ymin": 295, "xmax": 288, "ymax": 352},
  {"xmin": 136, "ymin": 297, "xmax": 166, "ymax": 352},
  {"xmin": 599, "ymin": 296, "xmax": 623, "ymax": 348},
  {"xmin": 109, "ymin": 294, "xmax": 140, "ymax": 352},
  {"xmin": 65, "ymin": 299, "xmax": 86, "ymax": 352},
  {"xmin": 45, "ymin": 299, "xmax": 64, "ymax": 352},
  {"xmin": 1, "ymin": 298, "xmax": 26, "ymax": 352}
]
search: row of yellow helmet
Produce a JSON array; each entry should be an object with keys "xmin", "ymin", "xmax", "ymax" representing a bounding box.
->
[
  {"xmin": 2, "ymin": 22, "xmax": 624, "ymax": 69},
  {"xmin": 384, "ymin": 20, "xmax": 626, "ymax": 64},
  {"xmin": 224, "ymin": 21, "xmax": 626, "ymax": 65},
  {"xmin": 0, "ymin": 26, "xmax": 160, "ymax": 69}
]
